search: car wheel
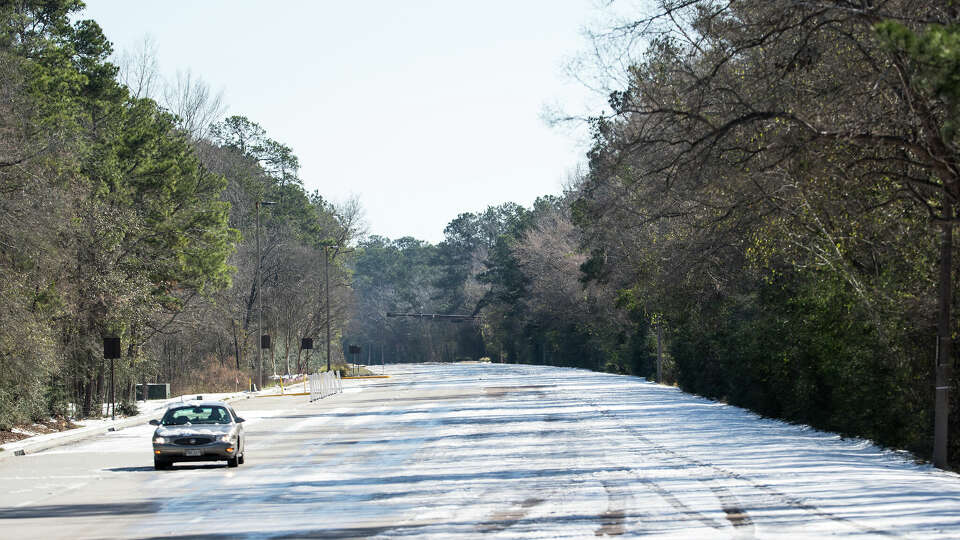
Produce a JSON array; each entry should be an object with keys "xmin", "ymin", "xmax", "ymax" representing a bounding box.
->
[
  {"xmin": 238, "ymin": 453, "xmax": 245, "ymax": 465},
  {"xmin": 227, "ymin": 456, "xmax": 239, "ymax": 468},
  {"xmin": 154, "ymin": 457, "xmax": 170, "ymax": 470}
]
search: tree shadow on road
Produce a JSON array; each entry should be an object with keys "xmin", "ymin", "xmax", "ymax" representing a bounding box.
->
[
  {"xmin": 104, "ymin": 464, "xmax": 228, "ymax": 473},
  {"xmin": 104, "ymin": 466, "xmax": 155, "ymax": 472},
  {"xmin": 0, "ymin": 501, "xmax": 158, "ymax": 519}
]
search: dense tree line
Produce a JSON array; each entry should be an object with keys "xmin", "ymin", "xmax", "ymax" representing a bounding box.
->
[
  {"xmin": 570, "ymin": 0, "xmax": 960, "ymax": 468},
  {"xmin": 4, "ymin": 0, "xmax": 958, "ymax": 469},
  {"xmin": 347, "ymin": 197, "xmax": 654, "ymax": 374},
  {"xmin": 347, "ymin": 1, "xmax": 960, "ymax": 468},
  {"xmin": 0, "ymin": 1, "xmax": 358, "ymax": 429}
]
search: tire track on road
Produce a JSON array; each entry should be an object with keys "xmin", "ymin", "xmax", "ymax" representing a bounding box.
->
[
  {"xmin": 594, "ymin": 480, "xmax": 627, "ymax": 536},
  {"xmin": 578, "ymin": 396, "xmax": 739, "ymax": 532},
  {"xmin": 470, "ymin": 387, "xmax": 723, "ymax": 536},
  {"xmin": 470, "ymin": 390, "xmax": 569, "ymax": 535},
  {"xmin": 583, "ymin": 397, "xmax": 896, "ymax": 537}
]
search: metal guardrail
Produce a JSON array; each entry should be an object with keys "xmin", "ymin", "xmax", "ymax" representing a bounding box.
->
[{"xmin": 308, "ymin": 371, "xmax": 342, "ymax": 402}]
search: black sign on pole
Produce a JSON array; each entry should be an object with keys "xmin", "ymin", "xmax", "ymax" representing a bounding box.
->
[
  {"xmin": 347, "ymin": 345, "xmax": 361, "ymax": 376},
  {"xmin": 261, "ymin": 334, "xmax": 271, "ymax": 349},
  {"xmin": 301, "ymin": 338, "xmax": 314, "ymax": 373},
  {"xmin": 104, "ymin": 338, "xmax": 121, "ymax": 421},
  {"xmin": 104, "ymin": 337, "xmax": 121, "ymax": 359}
]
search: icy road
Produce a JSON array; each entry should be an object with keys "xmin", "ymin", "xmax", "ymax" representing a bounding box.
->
[{"xmin": 1, "ymin": 363, "xmax": 959, "ymax": 539}]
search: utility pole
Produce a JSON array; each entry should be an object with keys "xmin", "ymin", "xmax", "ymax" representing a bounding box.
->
[
  {"xmin": 324, "ymin": 246, "xmax": 331, "ymax": 372},
  {"xmin": 656, "ymin": 322, "xmax": 663, "ymax": 383},
  {"xmin": 324, "ymin": 244, "xmax": 355, "ymax": 372},
  {"xmin": 256, "ymin": 200, "xmax": 276, "ymax": 390},
  {"xmin": 934, "ymin": 204, "xmax": 953, "ymax": 469}
]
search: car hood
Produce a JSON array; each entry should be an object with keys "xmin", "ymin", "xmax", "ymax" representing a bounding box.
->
[{"xmin": 155, "ymin": 425, "xmax": 235, "ymax": 437}]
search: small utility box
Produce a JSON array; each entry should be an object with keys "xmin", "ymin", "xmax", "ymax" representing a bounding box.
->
[{"xmin": 136, "ymin": 383, "xmax": 170, "ymax": 400}]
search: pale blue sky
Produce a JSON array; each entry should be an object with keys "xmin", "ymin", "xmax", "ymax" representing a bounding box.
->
[{"xmin": 80, "ymin": 1, "xmax": 607, "ymax": 243}]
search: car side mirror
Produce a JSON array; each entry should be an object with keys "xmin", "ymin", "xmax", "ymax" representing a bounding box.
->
[
  {"xmin": 236, "ymin": 418, "xmax": 245, "ymax": 423},
  {"xmin": 149, "ymin": 419, "xmax": 160, "ymax": 426}
]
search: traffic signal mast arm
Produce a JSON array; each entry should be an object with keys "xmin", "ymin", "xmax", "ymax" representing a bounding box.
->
[{"xmin": 385, "ymin": 312, "xmax": 481, "ymax": 322}]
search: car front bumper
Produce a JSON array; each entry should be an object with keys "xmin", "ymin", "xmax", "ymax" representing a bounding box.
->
[{"xmin": 153, "ymin": 441, "xmax": 238, "ymax": 462}]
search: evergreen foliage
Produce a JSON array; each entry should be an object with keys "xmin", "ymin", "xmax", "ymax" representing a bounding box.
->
[{"xmin": 0, "ymin": 1, "xmax": 358, "ymax": 426}]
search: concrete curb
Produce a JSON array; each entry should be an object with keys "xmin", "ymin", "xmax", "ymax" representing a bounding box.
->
[
  {"xmin": 0, "ymin": 415, "xmax": 150, "ymax": 461},
  {"xmin": 0, "ymin": 392, "xmax": 251, "ymax": 462}
]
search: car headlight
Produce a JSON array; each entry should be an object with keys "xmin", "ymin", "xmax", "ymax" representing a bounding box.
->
[
  {"xmin": 219, "ymin": 434, "xmax": 234, "ymax": 443},
  {"xmin": 153, "ymin": 436, "xmax": 168, "ymax": 444}
]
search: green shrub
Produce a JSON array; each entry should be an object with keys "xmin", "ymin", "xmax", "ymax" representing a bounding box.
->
[{"xmin": 116, "ymin": 400, "xmax": 139, "ymax": 417}]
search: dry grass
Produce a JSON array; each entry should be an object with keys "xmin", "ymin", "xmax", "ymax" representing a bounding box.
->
[{"xmin": 171, "ymin": 363, "xmax": 252, "ymax": 396}]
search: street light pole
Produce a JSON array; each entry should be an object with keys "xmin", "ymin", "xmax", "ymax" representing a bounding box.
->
[
  {"xmin": 256, "ymin": 200, "xmax": 276, "ymax": 390},
  {"xmin": 323, "ymin": 245, "xmax": 354, "ymax": 372},
  {"xmin": 656, "ymin": 322, "xmax": 663, "ymax": 383},
  {"xmin": 325, "ymin": 246, "xmax": 331, "ymax": 372},
  {"xmin": 256, "ymin": 201, "xmax": 263, "ymax": 390}
]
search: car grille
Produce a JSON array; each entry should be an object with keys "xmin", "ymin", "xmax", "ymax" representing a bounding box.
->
[{"xmin": 173, "ymin": 436, "xmax": 215, "ymax": 446}]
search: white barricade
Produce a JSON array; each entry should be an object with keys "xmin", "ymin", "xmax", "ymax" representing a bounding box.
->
[{"xmin": 309, "ymin": 371, "xmax": 342, "ymax": 402}]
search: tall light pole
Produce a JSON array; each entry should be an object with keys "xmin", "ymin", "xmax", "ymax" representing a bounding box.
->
[
  {"xmin": 323, "ymin": 245, "xmax": 353, "ymax": 372},
  {"xmin": 256, "ymin": 200, "xmax": 276, "ymax": 390},
  {"xmin": 656, "ymin": 322, "xmax": 663, "ymax": 383},
  {"xmin": 324, "ymin": 246, "xmax": 331, "ymax": 372}
]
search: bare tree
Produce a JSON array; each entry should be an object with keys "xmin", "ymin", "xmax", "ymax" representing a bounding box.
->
[
  {"xmin": 332, "ymin": 195, "xmax": 369, "ymax": 246},
  {"xmin": 162, "ymin": 69, "xmax": 226, "ymax": 141},
  {"xmin": 116, "ymin": 35, "xmax": 160, "ymax": 100},
  {"xmin": 116, "ymin": 37, "xmax": 226, "ymax": 140}
]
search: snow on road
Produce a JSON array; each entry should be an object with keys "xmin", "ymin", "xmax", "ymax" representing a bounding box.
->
[{"xmin": 7, "ymin": 362, "xmax": 960, "ymax": 538}]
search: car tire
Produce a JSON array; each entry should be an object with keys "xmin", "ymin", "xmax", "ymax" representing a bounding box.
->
[
  {"xmin": 227, "ymin": 456, "xmax": 239, "ymax": 468},
  {"xmin": 154, "ymin": 457, "xmax": 170, "ymax": 470},
  {"xmin": 238, "ymin": 453, "xmax": 245, "ymax": 465}
]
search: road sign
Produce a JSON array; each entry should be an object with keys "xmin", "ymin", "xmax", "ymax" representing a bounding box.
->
[{"xmin": 104, "ymin": 337, "xmax": 121, "ymax": 359}]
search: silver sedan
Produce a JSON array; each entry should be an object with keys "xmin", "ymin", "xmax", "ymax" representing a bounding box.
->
[{"xmin": 150, "ymin": 401, "xmax": 246, "ymax": 470}]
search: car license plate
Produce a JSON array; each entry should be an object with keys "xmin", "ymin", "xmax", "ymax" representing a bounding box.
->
[{"xmin": 185, "ymin": 449, "xmax": 202, "ymax": 457}]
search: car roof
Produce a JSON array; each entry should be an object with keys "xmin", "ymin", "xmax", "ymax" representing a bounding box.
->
[{"xmin": 164, "ymin": 400, "xmax": 232, "ymax": 409}]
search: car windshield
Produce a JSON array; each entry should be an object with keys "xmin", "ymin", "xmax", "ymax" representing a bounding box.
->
[{"xmin": 161, "ymin": 405, "xmax": 232, "ymax": 426}]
